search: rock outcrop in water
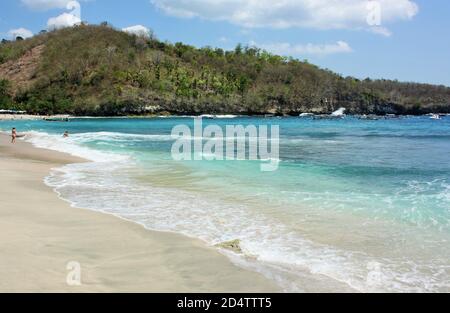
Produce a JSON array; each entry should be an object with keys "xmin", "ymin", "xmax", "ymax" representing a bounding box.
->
[{"xmin": 215, "ymin": 240, "xmax": 243, "ymax": 254}]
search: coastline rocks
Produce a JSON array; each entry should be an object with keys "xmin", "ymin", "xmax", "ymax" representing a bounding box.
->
[{"xmin": 215, "ymin": 239, "xmax": 243, "ymax": 254}]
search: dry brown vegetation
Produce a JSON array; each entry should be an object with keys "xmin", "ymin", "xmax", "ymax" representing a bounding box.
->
[
  {"xmin": 1, "ymin": 24, "xmax": 449, "ymax": 116},
  {"xmin": 0, "ymin": 44, "xmax": 44, "ymax": 94}
]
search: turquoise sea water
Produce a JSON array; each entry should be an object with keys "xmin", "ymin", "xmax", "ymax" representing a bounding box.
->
[{"xmin": 1, "ymin": 116, "xmax": 449, "ymax": 292}]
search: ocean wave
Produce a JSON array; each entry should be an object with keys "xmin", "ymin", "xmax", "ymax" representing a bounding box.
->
[
  {"xmin": 362, "ymin": 134, "xmax": 450, "ymax": 140},
  {"xmin": 12, "ymin": 127, "xmax": 450, "ymax": 292},
  {"xmin": 69, "ymin": 131, "xmax": 175, "ymax": 142},
  {"xmin": 52, "ymin": 131, "xmax": 278, "ymax": 143},
  {"xmin": 23, "ymin": 131, "xmax": 129, "ymax": 162},
  {"xmin": 43, "ymin": 159, "xmax": 450, "ymax": 292},
  {"xmin": 199, "ymin": 114, "xmax": 239, "ymax": 119}
]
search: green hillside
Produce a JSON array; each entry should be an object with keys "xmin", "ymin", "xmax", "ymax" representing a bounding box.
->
[{"xmin": 1, "ymin": 24, "xmax": 449, "ymax": 116}]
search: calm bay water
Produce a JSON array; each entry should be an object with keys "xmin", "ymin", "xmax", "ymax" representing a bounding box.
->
[{"xmin": 2, "ymin": 116, "xmax": 449, "ymax": 292}]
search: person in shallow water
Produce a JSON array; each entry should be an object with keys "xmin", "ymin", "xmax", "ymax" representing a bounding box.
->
[
  {"xmin": 11, "ymin": 128, "xmax": 17, "ymax": 144},
  {"xmin": 63, "ymin": 131, "xmax": 69, "ymax": 138}
]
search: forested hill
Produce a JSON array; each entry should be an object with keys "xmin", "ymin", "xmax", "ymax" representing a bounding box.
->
[{"xmin": 1, "ymin": 24, "xmax": 449, "ymax": 116}]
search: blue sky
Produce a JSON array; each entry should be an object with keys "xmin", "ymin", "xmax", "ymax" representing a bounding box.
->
[{"xmin": 1, "ymin": 0, "xmax": 449, "ymax": 86}]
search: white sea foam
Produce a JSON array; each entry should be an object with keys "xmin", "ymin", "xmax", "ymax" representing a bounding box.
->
[
  {"xmin": 52, "ymin": 164, "xmax": 448, "ymax": 292},
  {"xmin": 44, "ymin": 160, "xmax": 449, "ymax": 292},
  {"xmin": 199, "ymin": 114, "xmax": 239, "ymax": 119},
  {"xmin": 19, "ymin": 130, "xmax": 450, "ymax": 292},
  {"xmin": 66, "ymin": 131, "xmax": 175, "ymax": 143},
  {"xmin": 36, "ymin": 131, "xmax": 275, "ymax": 143},
  {"xmin": 23, "ymin": 131, "xmax": 129, "ymax": 162},
  {"xmin": 214, "ymin": 115, "xmax": 239, "ymax": 119}
]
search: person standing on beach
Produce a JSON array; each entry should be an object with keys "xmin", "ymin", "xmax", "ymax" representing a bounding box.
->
[{"xmin": 11, "ymin": 128, "xmax": 17, "ymax": 144}]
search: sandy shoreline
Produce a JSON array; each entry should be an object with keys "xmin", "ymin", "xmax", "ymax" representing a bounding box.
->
[
  {"xmin": 0, "ymin": 114, "xmax": 47, "ymax": 121},
  {"xmin": 0, "ymin": 134, "xmax": 278, "ymax": 292}
]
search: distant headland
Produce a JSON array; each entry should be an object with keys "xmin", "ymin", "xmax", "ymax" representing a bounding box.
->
[{"xmin": 1, "ymin": 24, "xmax": 449, "ymax": 117}]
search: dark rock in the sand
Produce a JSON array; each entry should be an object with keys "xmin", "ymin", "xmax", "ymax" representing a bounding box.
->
[{"xmin": 215, "ymin": 240, "xmax": 243, "ymax": 254}]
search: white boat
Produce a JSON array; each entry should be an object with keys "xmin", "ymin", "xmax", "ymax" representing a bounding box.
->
[
  {"xmin": 199, "ymin": 114, "xmax": 215, "ymax": 119},
  {"xmin": 359, "ymin": 114, "xmax": 380, "ymax": 120},
  {"xmin": 299, "ymin": 113, "xmax": 314, "ymax": 117},
  {"xmin": 214, "ymin": 115, "xmax": 238, "ymax": 119},
  {"xmin": 430, "ymin": 114, "xmax": 441, "ymax": 120}
]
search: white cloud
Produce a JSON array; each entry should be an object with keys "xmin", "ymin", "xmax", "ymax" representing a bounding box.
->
[
  {"xmin": 47, "ymin": 12, "xmax": 81, "ymax": 30},
  {"xmin": 370, "ymin": 26, "xmax": 392, "ymax": 37},
  {"xmin": 251, "ymin": 40, "xmax": 353, "ymax": 57},
  {"xmin": 21, "ymin": 0, "xmax": 88, "ymax": 12},
  {"xmin": 8, "ymin": 28, "xmax": 34, "ymax": 39},
  {"xmin": 23, "ymin": 0, "xmax": 84, "ymax": 30},
  {"xmin": 34, "ymin": 1, "xmax": 83, "ymax": 30},
  {"xmin": 122, "ymin": 25, "xmax": 152, "ymax": 38},
  {"xmin": 22, "ymin": 0, "xmax": 76, "ymax": 10},
  {"xmin": 151, "ymin": 0, "xmax": 419, "ymax": 35}
]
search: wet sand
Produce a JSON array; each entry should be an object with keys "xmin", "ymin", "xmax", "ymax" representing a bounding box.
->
[{"xmin": 0, "ymin": 134, "xmax": 278, "ymax": 292}]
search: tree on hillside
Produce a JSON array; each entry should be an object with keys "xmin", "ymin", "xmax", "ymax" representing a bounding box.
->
[
  {"xmin": 0, "ymin": 79, "xmax": 13, "ymax": 108},
  {"xmin": 0, "ymin": 24, "xmax": 448, "ymax": 116}
]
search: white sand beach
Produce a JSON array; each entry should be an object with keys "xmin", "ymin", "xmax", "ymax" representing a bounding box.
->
[
  {"xmin": 0, "ymin": 134, "xmax": 278, "ymax": 292},
  {"xmin": 0, "ymin": 114, "xmax": 45, "ymax": 121}
]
